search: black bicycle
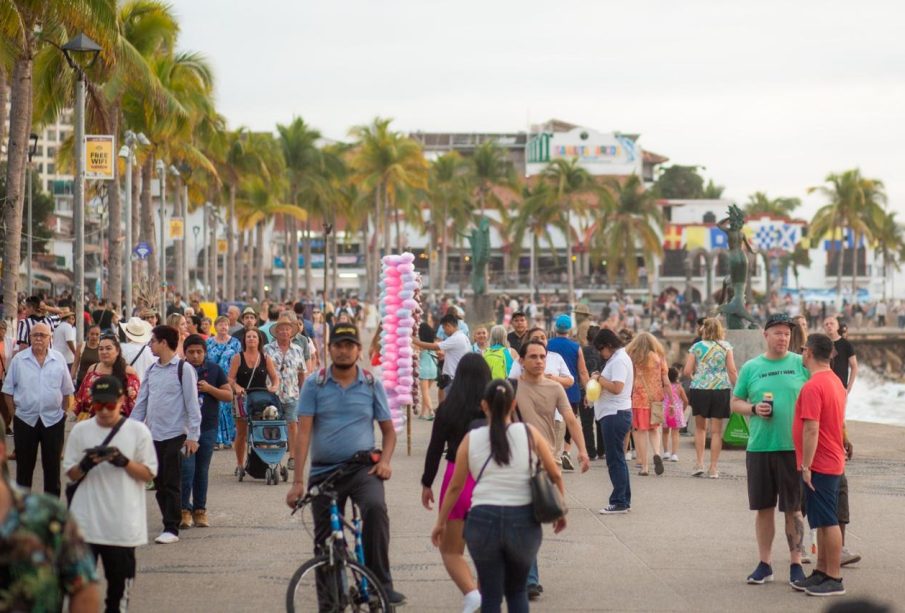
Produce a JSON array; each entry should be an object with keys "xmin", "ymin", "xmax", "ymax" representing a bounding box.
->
[{"xmin": 286, "ymin": 462, "xmax": 391, "ymax": 612}]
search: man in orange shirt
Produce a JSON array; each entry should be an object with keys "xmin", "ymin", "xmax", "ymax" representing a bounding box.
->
[{"xmin": 791, "ymin": 333, "xmax": 847, "ymax": 597}]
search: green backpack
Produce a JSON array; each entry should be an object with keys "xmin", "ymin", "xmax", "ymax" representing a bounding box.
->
[{"xmin": 483, "ymin": 347, "xmax": 509, "ymax": 379}]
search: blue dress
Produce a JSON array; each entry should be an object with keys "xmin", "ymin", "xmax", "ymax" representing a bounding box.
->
[
  {"xmin": 207, "ymin": 336, "xmax": 242, "ymax": 445},
  {"xmin": 419, "ymin": 349, "xmax": 438, "ymax": 381}
]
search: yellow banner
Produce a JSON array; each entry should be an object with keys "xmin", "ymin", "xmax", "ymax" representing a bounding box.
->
[
  {"xmin": 85, "ymin": 135, "xmax": 115, "ymax": 180},
  {"xmin": 199, "ymin": 302, "xmax": 218, "ymax": 319},
  {"xmin": 169, "ymin": 218, "xmax": 184, "ymax": 239},
  {"xmin": 217, "ymin": 239, "xmax": 228, "ymax": 255}
]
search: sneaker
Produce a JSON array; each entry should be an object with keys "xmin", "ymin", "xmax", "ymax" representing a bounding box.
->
[
  {"xmin": 462, "ymin": 589, "xmax": 482, "ymax": 613},
  {"xmin": 561, "ymin": 453, "xmax": 575, "ymax": 472},
  {"xmin": 192, "ymin": 509, "xmax": 210, "ymax": 528},
  {"xmin": 840, "ymin": 547, "xmax": 862, "ymax": 566},
  {"xmin": 805, "ymin": 577, "xmax": 845, "ymax": 597},
  {"xmin": 386, "ymin": 589, "xmax": 407, "ymax": 606},
  {"xmin": 746, "ymin": 561, "xmax": 774, "ymax": 584},
  {"xmin": 624, "ymin": 452, "xmax": 632, "ymax": 461},
  {"xmin": 154, "ymin": 532, "xmax": 179, "ymax": 544},
  {"xmin": 669, "ymin": 454, "xmax": 679, "ymax": 462},
  {"xmin": 527, "ymin": 584, "xmax": 542, "ymax": 601},
  {"xmin": 180, "ymin": 510, "xmax": 194, "ymax": 529},
  {"xmin": 692, "ymin": 466, "xmax": 705, "ymax": 477},
  {"xmin": 708, "ymin": 471, "xmax": 720, "ymax": 479},
  {"xmin": 599, "ymin": 505, "xmax": 630, "ymax": 515},
  {"xmin": 791, "ymin": 570, "xmax": 826, "ymax": 592},
  {"xmin": 653, "ymin": 454, "xmax": 664, "ymax": 475},
  {"xmin": 789, "ymin": 563, "xmax": 806, "ymax": 586}
]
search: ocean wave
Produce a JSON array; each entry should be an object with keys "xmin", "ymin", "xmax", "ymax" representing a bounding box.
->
[{"xmin": 846, "ymin": 365, "xmax": 905, "ymax": 427}]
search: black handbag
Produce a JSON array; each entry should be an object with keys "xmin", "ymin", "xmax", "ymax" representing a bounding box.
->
[
  {"xmin": 524, "ymin": 424, "xmax": 568, "ymax": 523},
  {"xmin": 65, "ymin": 416, "xmax": 127, "ymax": 507}
]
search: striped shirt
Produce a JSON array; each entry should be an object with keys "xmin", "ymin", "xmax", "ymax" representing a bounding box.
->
[{"xmin": 16, "ymin": 314, "xmax": 61, "ymax": 347}]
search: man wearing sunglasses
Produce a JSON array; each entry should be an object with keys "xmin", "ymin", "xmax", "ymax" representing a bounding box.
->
[
  {"xmin": 64, "ymin": 376, "xmax": 157, "ymax": 612},
  {"xmin": 2, "ymin": 322, "xmax": 74, "ymax": 497}
]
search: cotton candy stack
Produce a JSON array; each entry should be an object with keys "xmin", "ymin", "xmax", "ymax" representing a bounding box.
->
[{"xmin": 378, "ymin": 253, "xmax": 419, "ymax": 432}]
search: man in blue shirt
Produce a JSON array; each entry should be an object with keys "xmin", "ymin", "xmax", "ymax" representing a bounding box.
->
[
  {"xmin": 285, "ymin": 324, "xmax": 405, "ymax": 607},
  {"xmin": 2, "ymin": 322, "xmax": 74, "ymax": 497},
  {"xmin": 180, "ymin": 335, "xmax": 231, "ymax": 529},
  {"xmin": 131, "ymin": 325, "xmax": 201, "ymax": 544}
]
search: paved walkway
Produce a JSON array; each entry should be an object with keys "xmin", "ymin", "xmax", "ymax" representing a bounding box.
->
[
  {"xmin": 117, "ymin": 418, "xmax": 904, "ymax": 612},
  {"xmin": 11, "ymin": 418, "xmax": 904, "ymax": 611}
]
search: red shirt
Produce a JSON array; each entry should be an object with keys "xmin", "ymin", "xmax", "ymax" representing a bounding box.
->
[{"xmin": 793, "ymin": 369, "xmax": 847, "ymax": 475}]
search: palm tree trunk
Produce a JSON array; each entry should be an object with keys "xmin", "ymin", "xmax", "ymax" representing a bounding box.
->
[
  {"xmin": 173, "ymin": 181, "xmax": 184, "ymax": 300},
  {"xmin": 245, "ymin": 229, "xmax": 255, "ymax": 300},
  {"xmin": 304, "ymin": 221, "xmax": 313, "ymax": 292},
  {"xmin": 209, "ymin": 204, "xmax": 218, "ymax": 302},
  {"xmin": 851, "ymin": 232, "xmax": 859, "ymax": 298},
  {"xmin": 330, "ymin": 221, "xmax": 338, "ymax": 299},
  {"xmin": 289, "ymin": 216, "xmax": 298, "ymax": 300},
  {"xmin": 382, "ymin": 183, "xmax": 391, "ymax": 256},
  {"xmin": 395, "ymin": 206, "xmax": 402, "ymax": 253},
  {"xmin": 361, "ymin": 223, "xmax": 373, "ymax": 303},
  {"xmin": 0, "ymin": 66, "xmax": 7, "ymax": 151},
  {"xmin": 256, "ymin": 221, "xmax": 265, "ymax": 301},
  {"xmin": 236, "ymin": 228, "xmax": 245, "ymax": 298},
  {"xmin": 226, "ymin": 185, "xmax": 236, "ymax": 301},
  {"xmin": 439, "ymin": 206, "xmax": 449, "ymax": 294},
  {"xmin": 530, "ymin": 235, "xmax": 538, "ymax": 292},
  {"xmin": 140, "ymin": 158, "xmax": 157, "ymax": 281},
  {"xmin": 565, "ymin": 211, "xmax": 575, "ymax": 306},
  {"xmin": 2, "ymin": 53, "xmax": 34, "ymax": 320}
]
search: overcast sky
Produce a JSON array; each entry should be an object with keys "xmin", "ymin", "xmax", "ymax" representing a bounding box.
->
[{"xmin": 173, "ymin": 1, "xmax": 903, "ymax": 218}]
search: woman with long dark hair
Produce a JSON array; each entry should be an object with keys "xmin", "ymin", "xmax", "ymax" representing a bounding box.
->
[
  {"xmin": 74, "ymin": 333, "xmax": 140, "ymax": 418},
  {"xmin": 432, "ymin": 379, "xmax": 565, "ymax": 613},
  {"xmin": 421, "ymin": 354, "xmax": 491, "ymax": 612}
]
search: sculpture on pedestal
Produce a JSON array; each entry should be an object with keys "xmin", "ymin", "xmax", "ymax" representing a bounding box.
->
[
  {"xmin": 468, "ymin": 217, "xmax": 491, "ymax": 295},
  {"xmin": 718, "ymin": 204, "xmax": 758, "ymax": 329}
]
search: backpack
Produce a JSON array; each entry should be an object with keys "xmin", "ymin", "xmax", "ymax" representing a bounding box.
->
[{"xmin": 483, "ymin": 347, "xmax": 509, "ymax": 379}]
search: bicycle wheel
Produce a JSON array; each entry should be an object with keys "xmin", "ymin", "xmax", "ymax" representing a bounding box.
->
[{"xmin": 286, "ymin": 554, "xmax": 391, "ymax": 612}]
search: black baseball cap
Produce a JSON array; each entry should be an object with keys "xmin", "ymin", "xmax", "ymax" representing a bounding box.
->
[
  {"xmin": 330, "ymin": 324, "xmax": 361, "ymax": 346},
  {"xmin": 91, "ymin": 376, "xmax": 124, "ymax": 403},
  {"xmin": 764, "ymin": 313, "xmax": 795, "ymax": 330}
]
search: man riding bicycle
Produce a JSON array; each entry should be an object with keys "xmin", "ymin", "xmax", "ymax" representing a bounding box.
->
[{"xmin": 285, "ymin": 324, "xmax": 406, "ymax": 607}]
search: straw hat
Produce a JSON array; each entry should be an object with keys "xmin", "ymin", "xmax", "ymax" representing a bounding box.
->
[
  {"xmin": 573, "ymin": 303, "xmax": 592, "ymax": 316},
  {"xmin": 273, "ymin": 311, "xmax": 300, "ymax": 334},
  {"xmin": 120, "ymin": 317, "xmax": 153, "ymax": 344}
]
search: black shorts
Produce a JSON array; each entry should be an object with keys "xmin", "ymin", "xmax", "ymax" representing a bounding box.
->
[
  {"xmin": 689, "ymin": 388, "xmax": 731, "ymax": 419},
  {"xmin": 837, "ymin": 473, "xmax": 849, "ymax": 524},
  {"xmin": 803, "ymin": 471, "xmax": 842, "ymax": 528},
  {"xmin": 746, "ymin": 451, "xmax": 801, "ymax": 512}
]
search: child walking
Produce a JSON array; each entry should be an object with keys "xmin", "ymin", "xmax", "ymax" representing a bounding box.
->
[{"xmin": 662, "ymin": 367, "xmax": 688, "ymax": 461}]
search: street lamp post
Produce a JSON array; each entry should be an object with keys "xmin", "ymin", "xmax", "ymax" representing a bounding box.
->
[
  {"xmin": 61, "ymin": 33, "xmax": 101, "ymax": 345},
  {"xmin": 25, "ymin": 132, "xmax": 38, "ymax": 296},
  {"xmin": 119, "ymin": 131, "xmax": 149, "ymax": 318},
  {"xmin": 156, "ymin": 159, "xmax": 167, "ymax": 318}
]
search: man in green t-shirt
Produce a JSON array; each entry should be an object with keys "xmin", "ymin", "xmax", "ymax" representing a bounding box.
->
[{"xmin": 731, "ymin": 313, "xmax": 810, "ymax": 587}]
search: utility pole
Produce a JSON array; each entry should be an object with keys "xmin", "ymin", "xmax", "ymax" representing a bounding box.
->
[{"xmin": 156, "ymin": 159, "xmax": 167, "ymax": 318}]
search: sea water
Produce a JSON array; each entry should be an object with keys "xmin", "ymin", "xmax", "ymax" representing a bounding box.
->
[{"xmin": 845, "ymin": 366, "xmax": 905, "ymax": 427}]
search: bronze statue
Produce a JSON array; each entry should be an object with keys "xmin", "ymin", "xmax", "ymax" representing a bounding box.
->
[
  {"xmin": 468, "ymin": 217, "xmax": 491, "ymax": 295},
  {"xmin": 718, "ymin": 204, "xmax": 757, "ymax": 329}
]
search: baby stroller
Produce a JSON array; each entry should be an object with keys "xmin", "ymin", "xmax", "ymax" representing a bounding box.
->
[{"xmin": 237, "ymin": 389, "xmax": 289, "ymax": 485}]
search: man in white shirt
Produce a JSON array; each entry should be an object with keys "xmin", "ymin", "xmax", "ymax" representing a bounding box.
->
[
  {"xmin": 1, "ymin": 323, "xmax": 74, "ymax": 497},
  {"xmin": 52, "ymin": 309, "xmax": 77, "ymax": 371},
  {"xmin": 119, "ymin": 317, "xmax": 156, "ymax": 381},
  {"xmin": 414, "ymin": 313, "xmax": 471, "ymax": 401},
  {"xmin": 64, "ymin": 376, "xmax": 157, "ymax": 613}
]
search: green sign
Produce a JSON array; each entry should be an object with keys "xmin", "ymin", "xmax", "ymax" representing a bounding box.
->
[{"xmin": 526, "ymin": 133, "xmax": 551, "ymax": 163}]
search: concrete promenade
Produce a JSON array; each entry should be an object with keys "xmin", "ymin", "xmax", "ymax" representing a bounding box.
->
[{"xmin": 114, "ymin": 418, "xmax": 905, "ymax": 612}]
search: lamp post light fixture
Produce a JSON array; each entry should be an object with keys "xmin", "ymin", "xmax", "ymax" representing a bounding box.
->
[
  {"xmin": 61, "ymin": 32, "xmax": 101, "ymax": 344},
  {"xmin": 119, "ymin": 130, "xmax": 149, "ymax": 318},
  {"xmin": 26, "ymin": 132, "xmax": 39, "ymax": 296}
]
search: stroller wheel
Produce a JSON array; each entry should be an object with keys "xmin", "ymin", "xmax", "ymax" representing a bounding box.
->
[
  {"xmin": 281, "ymin": 466, "xmax": 289, "ymax": 482},
  {"xmin": 265, "ymin": 468, "xmax": 273, "ymax": 485}
]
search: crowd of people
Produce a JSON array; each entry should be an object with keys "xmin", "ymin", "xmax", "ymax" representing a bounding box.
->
[{"xmin": 0, "ymin": 286, "xmax": 869, "ymax": 610}]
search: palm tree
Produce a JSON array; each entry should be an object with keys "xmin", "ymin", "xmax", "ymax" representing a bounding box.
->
[
  {"xmin": 1, "ymin": 0, "xmax": 116, "ymax": 320},
  {"xmin": 426, "ymin": 152, "xmax": 470, "ymax": 294},
  {"xmin": 593, "ymin": 175, "xmax": 663, "ymax": 287},
  {"xmin": 744, "ymin": 191, "xmax": 801, "ymax": 218},
  {"xmin": 470, "ymin": 140, "xmax": 517, "ymax": 215},
  {"xmin": 808, "ymin": 170, "xmax": 886, "ymax": 299},
  {"xmin": 511, "ymin": 181, "xmax": 561, "ymax": 292},
  {"xmin": 540, "ymin": 158, "xmax": 598, "ymax": 305},
  {"xmin": 871, "ymin": 210, "xmax": 905, "ymax": 300},
  {"xmin": 702, "ymin": 179, "xmax": 725, "ymax": 199},
  {"xmin": 778, "ymin": 243, "xmax": 812, "ymax": 292},
  {"xmin": 348, "ymin": 118, "xmax": 428, "ymax": 301},
  {"xmin": 33, "ymin": 0, "xmax": 181, "ymax": 310}
]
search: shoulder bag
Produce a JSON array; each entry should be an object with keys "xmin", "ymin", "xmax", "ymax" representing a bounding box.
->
[
  {"xmin": 524, "ymin": 423, "xmax": 567, "ymax": 523},
  {"xmin": 65, "ymin": 416, "xmax": 127, "ymax": 507}
]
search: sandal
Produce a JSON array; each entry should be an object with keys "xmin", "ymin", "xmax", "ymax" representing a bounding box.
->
[
  {"xmin": 708, "ymin": 471, "xmax": 720, "ymax": 479},
  {"xmin": 638, "ymin": 470, "xmax": 649, "ymax": 476}
]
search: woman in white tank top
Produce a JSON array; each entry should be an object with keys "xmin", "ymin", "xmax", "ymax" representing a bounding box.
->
[{"xmin": 431, "ymin": 379, "xmax": 566, "ymax": 613}]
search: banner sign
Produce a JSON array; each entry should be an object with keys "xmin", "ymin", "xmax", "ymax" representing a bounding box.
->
[
  {"xmin": 217, "ymin": 239, "xmax": 228, "ymax": 255},
  {"xmin": 169, "ymin": 218, "xmax": 184, "ymax": 239},
  {"xmin": 85, "ymin": 135, "xmax": 115, "ymax": 180}
]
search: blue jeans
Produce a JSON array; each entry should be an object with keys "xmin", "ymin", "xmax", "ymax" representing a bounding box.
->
[
  {"xmin": 181, "ymin": 428, "xmax": 216, "ymax": 511},
  {"xmin": 464, "ymin": 504, "xmax": 542, "ymax": 613},
  {"xmin": 600, "ymin": 411, "xmax": 633, "ymax": 508}
]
